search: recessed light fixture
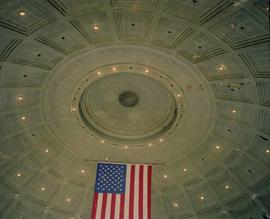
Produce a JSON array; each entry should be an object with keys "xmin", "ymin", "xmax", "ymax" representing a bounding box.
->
[
  {"xmin": 232, "ymin": 109, "xmax": 237, "ymax": 114},
  {"xmin": 66, "ymin": 198, "xmax": 71, "ymax": 202},
  {"xmin": 266, "ymin": 149, "xmax": 270, "ymax": 153},
  {"xmin": 173, "ymin": 202, "xmax": 179, "ymax": 208},
  {"xmin": 18, "ymin": 10, "xmax": 27, "ymax": 16},
  {"xmin": 124, "ymin": 145, "xmax": 128, "ymax": 149},
  {"xmin": 177, "ymin": 94, "xmax": 181, "ymax": 98},
  {"xmin": 216, "ymin": 145, "xmax": 220, "ymax": 149},
  {"xmin": 159, "ymin": 138, "xmax": 163, "ymax": 142},
  {"xmin": 163, "ymin": 174, "xmax": 168, "ymax": 178},
  {"xmin": 21, "ymin": 116, "xmax": 26, "ymax": 120},
  {"xmin": 17, "ymin": 172, "xmax": 21, "ymax": 177},
  {"xmin": 81, "ymin": 169, "xmax": 85, "ymax": 174},
  {"xmin": 230, "ymin": 23, "xmax": 236, "ymax": 29},
  {"xmin": 218, "ymin": 64, "xmax": 225, "ymax": 71},
  {"xmin": 200, "ymin": 196, "xmax": 205, "ymax": 200},
  {"xmin": 112, "ymin": 67, "xmax": 116, "ymax": 71},
  {"xmin": 17, "ymin": 96, "xmax": 23, "ymax": 101},
  {"xmin": 92, "ymin": 25, "xmax": 100, "ymax": 32},
  {"xmin": 225, "ymin": 185, "xmax": 230, "ymax": 189},
  {"xmin": 44, "ymin": 149, "xmax": 49, "ymax": 153},
  {"xmin": 145, "ymin": 69, "xmax": 149, "ymax": 73},
  {"xmin": 41, "ymin": 187, "xmax": 46, "ymax": 191},
  {"xmin": 183, "ymin": 168, "xmax": 187, "ymax": 172},
  {"xmin": 148, "ymin": 143, "xmax": 152, "ymax": 146},
  {"xmin": 97, "ymin": 72, "xmax": 101, "ymax": 75},
  {"xmin": 101, "ymin": 140, "xmax": 105, "ymax": 143},
  {"xmin": 71, "ymin": 107, "xmax": 76, "ymax": 112}
]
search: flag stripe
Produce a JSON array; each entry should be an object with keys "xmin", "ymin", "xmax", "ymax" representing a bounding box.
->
[
  {"xmin": 124, "ymin": 165, "xmax": 131, "ymax": 219},
  {"xmin": 147, "ymin": 166, "xmax": 152, "ymax": 219},
  {"xmin": 129, "ymin": 165, "xmax": 135, "ymax": 219},
  {"xmin": 119, "ymin": 194, "xmax": 125, "ymax": 219},
  {"xmin": 101, "ymin": 193, "xmax": 107, "ymax": 219},
  {"xmin": 110, "ymin": 194, "xmax": 116, "ymax": 219},
  {"xmin": 134, "ymin": 165, "xmax": 139, "ymax": 219},
  {"xmin": 139, "ymin": 165, "xmax": 144, "ymax": 219},
  {"xmin": 91, "ymin": 192, "xmax": 98, "ymax": 219},
  {"xmin": 114, "ymin": 195, "xmax": 120, "ymax": 219},
  {"xmin": 143, "ymin": 166, "xmax": 148, "ymax": 219},
  {"xmin": 96, "ymin": 194, "xmax": 103, "ymax": 219},
  {"xmin": 105, "ymin": 194, "xmax": 111, "ymax": 219}
]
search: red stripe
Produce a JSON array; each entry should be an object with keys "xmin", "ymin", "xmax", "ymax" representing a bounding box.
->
[
  {"xmin": 101, "ymin": 193, "xmax": 107, "ymax": 219},
  {"xmin": 139, "ymin": 165, "xmax": 144, "ymax": 219},
  {"xmin": 91, "ymin": 192, "xmax": 98, "ymax": 219},
  {"xmin": 119, "ymin": 193, "xmax": 125, "ymax": 219},
  {"xmin": 147, "ymin": 166, "xmax": 152, "ymax": 219},
  {"xmin": 110, "ymin": 194, "xmax": 116, "ymax": 219},
  {"xmin": 129, "ymin": 165, "xmax": 135, "ymax": 219}
]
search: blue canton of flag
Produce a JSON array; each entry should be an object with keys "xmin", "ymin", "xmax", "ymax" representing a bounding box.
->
[{"xmin": 95, "ymin": 163, "xmax": 127, "ymax": 194}]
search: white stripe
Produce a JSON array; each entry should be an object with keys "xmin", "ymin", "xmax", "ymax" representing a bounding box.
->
[
  {"xmin": 114, "ymin": 194, "xmax": 120, "ymax": 219},
  {"xmin": 96, "ymin": 193, "xmax": 103, "ymax": 219},
  {"xmin": 134, "ymin": 165, "xmax": 140, "ymax": 219},
  {"xmin": 143, "ymin": 165, "xmax": 148, "ymax": 219},
  {"xmin": 124, "ymin": 164, "xmax": 131, "ymax": 218},
  {"xmin": 105, "ymin": 193, "xmax": 111, "ymax": 219}
]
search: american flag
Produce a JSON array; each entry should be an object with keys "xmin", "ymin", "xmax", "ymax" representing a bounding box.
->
[{"xmin": 91, "ymin": 162, "xmax": 152, "ymax": 219}]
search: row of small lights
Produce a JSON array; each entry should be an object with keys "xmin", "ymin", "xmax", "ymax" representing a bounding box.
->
[{"xmin": 17, "ymin": 9, "xmax": 101, "ymax": 32}]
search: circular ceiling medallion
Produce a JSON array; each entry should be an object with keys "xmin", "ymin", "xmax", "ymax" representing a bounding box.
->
[
  {"xmin": 118, "ymin": 90, "xmax": 139, "ymax": 107},
  {"xmin": 78, "ymin": 69, "xmax": 183, "ymax": 145}
]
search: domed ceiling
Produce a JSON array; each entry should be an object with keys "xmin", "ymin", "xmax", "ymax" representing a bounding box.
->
[{"xmin": 0, "ymin": 0, "xmax": 269, "ymax": 218}]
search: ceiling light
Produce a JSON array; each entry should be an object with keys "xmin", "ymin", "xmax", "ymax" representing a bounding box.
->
[
  {"xmin": 92, "ymin": 25, "xmax": 100, "ymax": 32},
  {"xmin": 177, "ymin": 94, "xmax": 181, "ymax": 98},
  {"xmin": 159, "ymin": 138, "xmax": 163, "ymax": 142},
  {"xmin": 124, "ymin": 145, "xmax": 128, "ymax": 149},
  {"xmin": 18, "ymin": 10, "xmax": 27, "ymax": 16},
  {"xmin": 145, "ymin": 69, "xmax": 149, "ymax": 73},
  {"xmin": 71, "ymin": 107, "xmax": 76, "ymax": 112},
  {"xmin": 97, "ymin": 72, "xmax": 101, "ymax": 75},
  {"xmin": 218, "ymin": 64, "xmax": 225, "ymax": 71},
  {"xmin": 173, "ymin": 202, "xmax": 179, "ymax": 208},
  {"xmin": 232, "ymin": 109, "xmax": 237, "ymax": 114},
  {"xmin": 81, "ymin": 169, "xmax": 85, "ymax": 173},
  {"xmin": 148, "ymin": 143, "xmax": 152, "ymax": 146},
  {"xmin": 225, "ymin": 185, "xmax": 230, "ymax": 189},
  {"xmin": 163, "ymin": 174, "xmax": 167, "ymax": 178},
  {"xmin": 101, "ymin": 140, "xmax": 105, "ymax": 143},
  {"xmin": 44, "ymin": 149, "xmax": 49, "ymax": 153},
  {"xmin": 266, "ymin": 149, "xmax": 270, "ymax": 153},
  {"xmin": 41, "ymin": 187, "xmax": 46, "ymax": 191},
  {"xmin": 216, "ymin": 145, "xmax": 220, "ymax": 149},
  {"xmin": 21, "ymin": 116, "xmax": 26, "ymax": 120},
  {"xmin": 230, "ymin": 23, "xmax": 236, "ymax": 29},
  {"xmin": 16, "ymin": 96, "xmax": 23, "ymax": 101},
  {"xmin": 17, "ymin": 172, "xmax": 21, "ymax": 177},
  {"xmin": 200, "ymin": 196, "xmax": 205, "ymax": 200},
  {"xmin": 112, "ymin": 67, "xmax": 116, "ymax": 71},
  {"xmin": 66, "ymin": 198, "xmax": 71, "ymax": 202},
  {"xmin": 183, "ymin": 168, "xmax": 187, "ymax": 172},
  {"xmin": 105, "ymin": 157, "xmax": 108, "ymax": 161}
]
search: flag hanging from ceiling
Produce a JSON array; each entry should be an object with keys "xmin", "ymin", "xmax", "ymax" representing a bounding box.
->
[{"xmin": 91, "ymin": 162, "xmax": 152, "ymax": 219}]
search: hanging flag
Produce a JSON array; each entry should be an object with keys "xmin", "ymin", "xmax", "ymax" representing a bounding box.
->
[{"xmin": 91, "ymin": 162, "xmax": 152, "ymax": 219}]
